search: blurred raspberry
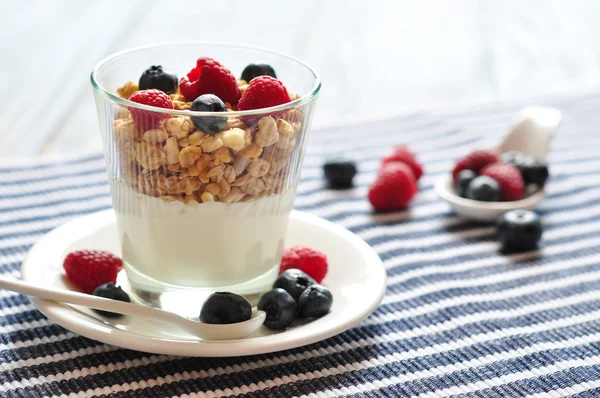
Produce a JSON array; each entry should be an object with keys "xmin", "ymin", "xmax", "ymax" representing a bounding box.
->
[
  {"xmin": 368, "ymin": 162, "xmax": 417, "ymax": 211},
  {"xmin": 480, "ymin": 162, "xmax": 525, "ymax": 201},
  {"xmin": 382, "ymin": 145, "xmax": 424, "ymax": 180},
  {"xmin": 452, "ymin": 149, "xmax": 499, "ymax": 180}
]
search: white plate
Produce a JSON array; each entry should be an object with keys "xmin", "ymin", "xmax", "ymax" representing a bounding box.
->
[{"xmin": 22, "ymin": 209, "xmax": 386, "ymax": 357}]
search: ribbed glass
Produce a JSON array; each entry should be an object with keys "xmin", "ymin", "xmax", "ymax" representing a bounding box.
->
[{"xmin": 91, "ymin": 43, "xmax": 320, "ymax": 296}]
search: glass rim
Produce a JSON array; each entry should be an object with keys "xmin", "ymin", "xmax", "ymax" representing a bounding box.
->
[{"xmin": 90, "ymin": 41, "xmax": 321, "ymax": 118}]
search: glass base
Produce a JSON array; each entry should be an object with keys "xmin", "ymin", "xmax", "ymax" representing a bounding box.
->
[{"xmin": 116, "ymin": 265, "xmax": 278, "ymax": 318}]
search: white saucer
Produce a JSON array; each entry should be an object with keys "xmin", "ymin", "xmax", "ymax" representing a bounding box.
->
[{"xmin": 22, "ymin": 209, "xmax": 386, "ymax": 357}]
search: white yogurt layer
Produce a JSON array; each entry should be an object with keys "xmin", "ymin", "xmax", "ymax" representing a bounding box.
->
[{"xmin": 112, "ymin": 181, "xmax": 295, "ymax": 288}]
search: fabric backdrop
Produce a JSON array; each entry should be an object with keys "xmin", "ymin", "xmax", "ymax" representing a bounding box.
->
[{"xmin": 1, "ymin": 94, "xmax": 600, "ymax": 397}]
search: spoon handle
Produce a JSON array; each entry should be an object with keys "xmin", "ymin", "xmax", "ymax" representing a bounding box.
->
[
  {"xmin": 0, "ymin": 275, "xmax": 184, "ymax": 324},
  {"xmin": 498, "ymin": 106, "xmax": 562, "ymax": 159}
]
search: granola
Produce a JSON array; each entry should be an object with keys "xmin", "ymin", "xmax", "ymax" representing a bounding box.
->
[{"xmin": 113, "ymin": 81, "xmax": 304, "ymax": 205}]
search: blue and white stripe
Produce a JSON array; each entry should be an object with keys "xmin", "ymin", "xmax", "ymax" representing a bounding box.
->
[{"xmin": 1, "ymin": 93, "xmax": 600, "ymax": 397}]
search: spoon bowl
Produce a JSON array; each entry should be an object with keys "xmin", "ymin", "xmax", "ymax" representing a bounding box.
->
[
  {"xmin": 435, "ymin": 176, "xmax": 546, "ymax": 222},
  {"xmin": 189, "ymin": 309, "xmax": 266, "ymax": 340},
  {"xmin": 436, "ymin": 105, "xmax": 561, "ymax": 222},
  {"xmin": 0, "ymin": 275, "xmax": 266, "ymax": 340}
]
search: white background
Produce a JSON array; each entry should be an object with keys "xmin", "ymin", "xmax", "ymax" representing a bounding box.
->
[{"xmin": 2, "ymin": 0, "xmax": 600, "ymax": 157}]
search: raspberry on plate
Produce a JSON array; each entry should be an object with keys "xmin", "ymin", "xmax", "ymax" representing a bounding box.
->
[
  {"xmin": 179, "ymin": 57, "xmax": 241, "ymax": 104},
  {"xmin": 63, "ymin": 250, "xmax": 123, "ymax": 294},
  {"xmin": 480, "ymin": 162, "xmax": 525, "ymax": 201},
  {"xmin": 280, "ymin": 246, "xmax": 328, "ymax": 283},
  {"xmin": 238, "ymin": 76, "xmax": 292, "ymax": 111},
  {"xmin": 382, "ymin": 145, "xmax": 423, "ymax": 180},
  {"xmin": 129, "ymin": 89, "xmax": 174, "ymax": 129},
  {"xmin": 452, "ymin": 149, "xmax": 499, "ymax": 180},
  {"xmin": 368, "ymin": 162, "xmax": 417, "ymax": 211}
]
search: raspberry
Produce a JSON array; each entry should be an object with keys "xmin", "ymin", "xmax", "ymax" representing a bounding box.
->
[
  {"xmin": 382, "ymin": 146, "xmax": 424, "ymax": 180},
  {"xmin": 452, "ymin": 149, "xmax": 499, "ymax": 180},
  {"xmin": 179, "ymin": 57, "xmax": 240, "ymax": 104},
  {"xmin": 63, "ymin": 250, "xmax": 123, "ymax": 294},
  {"xmin": 368, "ymin": 162, "xmax": 417, "ymax": 211},
  {"xmin": 129, "ymin": 89, "xmax": 174, "ymax": 129},
  {"xmin": 480, "ymin": 162, "xmax": 525, "ymax": 201},
  {"xmin": 280, "ymin": 246, "xmax": 328, "ymax": 283},
  {"xmin": 238, "ymin": 76, "xmax": 292, "ymax": 111}
]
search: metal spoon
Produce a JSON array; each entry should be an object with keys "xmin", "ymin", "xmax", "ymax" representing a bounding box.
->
[{"xmin": 0, "ymin": 275, "xmax": 266, "ymax": 340}]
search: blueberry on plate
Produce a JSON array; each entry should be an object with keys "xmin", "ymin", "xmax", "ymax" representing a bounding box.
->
[
  {"xmin": 273, "ymin": 269, "xmax": 316, "ymax": 302},
  {"xmin": 190, "ymin": 94, "xmax": 228, "ymax": 135},
  {"xmin": 520, "ymin": 157, "xmax": 549, "ymax": 186},
  {"xmin": 455, "ymin": 169, "xmax": 477, "ymax": 198},
  {"xmin": 241, "ymin": 63, "xmax": 277, "ymax": 83},
  {"xmin": 257, "ymin": 288, "xmax": 297, "ymax": 330},
  {"xmin": 200, "ymin": 292, "xmax": 252, "ymax": 324},
  {"xmin": 497, "ymin": 209, "xmax": 543, "ymax": 252},
  {"xmin": 139, "ymin": 65, "xmax": 178, "ymax": 94},
  {"xmin": 466, "ymin": 176, "xmax": 502, "ymax": 202},
  {"xmin": 298, "ymin": 284, "xmax": 333, "ymax": 318},
  {"xmin": 92, "ymin": 283, "xmax": 131, "ymax": 318},
  {"xmin": 323, "ymin": 159, "xmax": 357, "ymax": 189}
]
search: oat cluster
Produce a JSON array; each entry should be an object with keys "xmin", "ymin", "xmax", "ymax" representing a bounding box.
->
[{"xmin": 113, "ymin": 82, "xmax": 304, "ymax": 205}]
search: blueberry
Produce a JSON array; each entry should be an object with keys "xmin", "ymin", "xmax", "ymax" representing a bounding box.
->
[
  {"xmin": 520, "ymin": 158, "xmax": 549, "ymax": 186},
  {"xmin": 257, "ymin": 288, "xmax": 297, "ymax": 330},
  {"xmin": 501, "ymin": 152, "xmax": 549, "ymax": 186},
  {"xmin": 241, "ymin": 63, "xmax": 277, "ymax": 83},
  {"xmin": 466, "ymin": 176, "xmax": 502, "ymax": 202},
  {"xmin": 190, "ymin": 94, "xmax": 227, "ymax": 135},
  {"xmin": 273, "ymin": 269, "xmax": 316, "ymax": 302},
  {"xmin": 497, "ymin": 210, "xmax": 543, "ymax": 252},
  {"xmin": 139, "ymin": 65, "xmax": 178, "ymax": 94},
  {"xmin": 92, "ymin": 283, "xmax": 131, "ymax": 318},
  {"xmin": 298, "ymin": 285, "xmax": 333, "ymax": 318},
  {"xmin": 200, "ymin": 292, "xmax": 252, "ymax": 324},
  {"xmin": 323, "ymin": 159, "xmax": 357, "ymax": 189},
  {"xmin": 455, "ymin": 169, "xmax": 477, "ymax": 198},
  {"xmin": 500, "ymin": 151, "xmax": 527, "ymax": 169}
]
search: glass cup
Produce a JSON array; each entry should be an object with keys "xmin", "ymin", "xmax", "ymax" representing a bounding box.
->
[{"xmin": 91, "ymin": 43, "xmax": 320, "ymax": 313}]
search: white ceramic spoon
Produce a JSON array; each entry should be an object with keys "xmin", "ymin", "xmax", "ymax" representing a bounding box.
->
[
  {"xmin": 435, "ymin": 106, "xmax": 562, "ymax": 222},
  {"xmin": 0, "ymin": 275, "xmax": 266, "ymax": 340}
]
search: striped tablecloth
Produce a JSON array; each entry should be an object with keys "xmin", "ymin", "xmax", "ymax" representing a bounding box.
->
[{"xmin": 2, "ymin": 94, "xmax": 600, "ymax": 398}]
